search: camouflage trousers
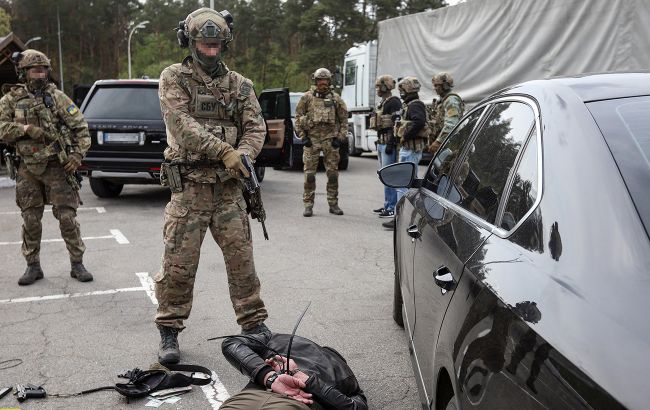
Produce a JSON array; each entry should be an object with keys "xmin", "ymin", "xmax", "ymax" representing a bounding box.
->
[
  {"xmin": 154, "ymin": 178, "xmax": 268, "ymax": 331},
  {"xmin": 303, "ymin": 138, "xmax": 340, "ymax": 207},
  {"xmin": 15, "ymin": 161, "xmax": 84, "ymax": 264}
]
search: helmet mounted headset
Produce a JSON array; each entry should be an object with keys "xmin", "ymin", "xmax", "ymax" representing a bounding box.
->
[
  {"xmin": 176, "ymin": 8, "xmax": 234, "ymax": 73},
  {"xmin": 11, "ymin": 50, "xmax": 51, "ymax": 90}
]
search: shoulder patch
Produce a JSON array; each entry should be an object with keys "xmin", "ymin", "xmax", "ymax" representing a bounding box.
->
[
  {"xmin": 66, "ymin": 104, "xmax": 79, "ymax": 115},
  {"xmin": 239, "ymin": 81, "xmax": 252, "ymax": 97}
]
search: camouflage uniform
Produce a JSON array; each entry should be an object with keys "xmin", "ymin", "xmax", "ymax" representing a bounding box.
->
[
  {"xmin": 429, "ymin": 72, "xmax": 464, "ymax": 146},
  {"xmin": 155, "ymin": 53, "xmax": 268, "ymax": 330},
  {"xmin": 0, "ymin": 68, "xmax": 90, "ymax": 270},
  {"xmin": 295, "ymin": 85, "xmax": 347, "ymax": 209}
]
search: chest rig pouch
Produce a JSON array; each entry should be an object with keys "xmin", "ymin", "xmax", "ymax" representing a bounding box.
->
[
  {"xmin": 191, "ymin": 85, "xmax": 239, "ymax": 147},
  {"xmin": 13, "ymin": 92, "xmax": 57, "ymax": 175},
  {"xmin": 310, "ymin": 95, "xmax": 336, "ymax": 126}
]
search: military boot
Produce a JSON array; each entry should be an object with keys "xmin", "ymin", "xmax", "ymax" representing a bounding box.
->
[
  {"xmin": 303, "ymin": 206, "xmax": 313, "ymax": 217},
  {"xmin": 70, "ymin": 262, "xmax": 93, "ymax": 282},
  {"xmin": 158, "ymin": 326, "xmax": 180, "ymax": 364},
  {"xmin": 18, "ymin": 262, "xmax": 44, "ymax": 286},
  {"xmin": 329, "ymin": 204, "xmax": 344, "ymax": 215}
]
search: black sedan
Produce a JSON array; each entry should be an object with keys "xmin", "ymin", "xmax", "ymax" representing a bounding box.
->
[{"xmin": 379, "ymin": 73, "xmax": 650, "ymax": 410}]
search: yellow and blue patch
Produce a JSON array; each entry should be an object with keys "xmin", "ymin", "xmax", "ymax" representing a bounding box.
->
[{"xmin": 66, "ymin": 104, "xmax": 79, "ymax": 115}]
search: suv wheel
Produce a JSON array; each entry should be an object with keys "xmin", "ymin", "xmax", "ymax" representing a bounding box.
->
[
  {"xmin": 89, "ymin": 178, "xmax": 123, "ymax": 198},
  {"xmin": 254, "ymin": 165, "xmax": 265, "ymax": 182}
]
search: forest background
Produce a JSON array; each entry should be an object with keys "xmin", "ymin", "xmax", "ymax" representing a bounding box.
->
[{"xmin": 0, "ymin": 0, "xmax": 445, "ymax": 94}]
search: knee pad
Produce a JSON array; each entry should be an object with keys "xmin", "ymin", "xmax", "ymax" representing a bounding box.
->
[
  {"xmin": 53, "ymin": 206, "xmax": 77, "ymax": 226},
  {"xmin": 305, "ymin": 173, "xmax": 316, "ymax": 184},
  {"xmin": 22, "ymin": 207, "xmax": 44, "ymax": 227},
  {"xmin": 326, "ymin": 172, "xmax": 338, "ymax": 185}
]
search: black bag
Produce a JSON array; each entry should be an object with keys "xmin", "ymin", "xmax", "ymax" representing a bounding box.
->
[{"xmin": 114, "ymin": 364, "xmax": 212, "ymax": 398}]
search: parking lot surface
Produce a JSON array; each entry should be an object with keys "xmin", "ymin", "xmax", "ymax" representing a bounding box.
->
[{"xmin": 0, "ymin": 156, "xmax": 421, "ymax": 409}]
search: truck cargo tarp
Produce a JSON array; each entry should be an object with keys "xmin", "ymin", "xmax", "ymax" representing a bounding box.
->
[{"xmin": 378, "ymin": 0, "xmax": 650, "ymax": 105}]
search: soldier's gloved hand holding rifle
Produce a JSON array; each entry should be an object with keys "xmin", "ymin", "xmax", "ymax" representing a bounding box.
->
[
  {"xmin": 23, "ymin": 124, "xmax": 47, "ymax": 142},
  {"xmin": 222, "ymin": 147, "xmax": 250, "ymax": 178},
  {"xmin": 239, "ymin": 153, "xmax": 269, "ymax": 240},
  {"xmin": 63, "ymin": 153, "xmax": 82, "ymax": 172}
]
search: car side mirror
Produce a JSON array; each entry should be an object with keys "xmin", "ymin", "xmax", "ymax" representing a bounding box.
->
[{"xmin": 378, "ymin": 162, "xmax": 416, "ymax": 188}]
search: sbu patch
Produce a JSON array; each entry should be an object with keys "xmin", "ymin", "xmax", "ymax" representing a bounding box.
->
[
  {"xmin": 66, "ymin": 104, "xmax": 79, "ymax": 115},
  {"xmin": 239, "ymin": 82, "xmax": 252, "ymax": 97}
]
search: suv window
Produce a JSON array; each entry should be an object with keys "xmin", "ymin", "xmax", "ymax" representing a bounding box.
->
[
  {"xmin": 500, "ymin": 131, "xmax": 538, "ymax": 230},
  {"xmin": 423, "ymin": 107, "xmax": 485, "ymax": 196},
  {"xmin": 587, "ymin": 96, "xmax": 650, "ymax": 237},
  {"xmin": 83, "ymin": 86, "xmax": 162, "ymax": 120},
  {"xmin": 448, "ymin": 101, "xmax": 535, "ymax": 224}
]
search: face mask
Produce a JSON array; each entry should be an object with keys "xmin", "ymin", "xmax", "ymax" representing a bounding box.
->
[
  {"xmin": 190, "ymin": 40, "xmax": 221, "ymax": 75},
  {"xmin": 27, "ymin": 77, "xmax": 48, "ymax": 91}
]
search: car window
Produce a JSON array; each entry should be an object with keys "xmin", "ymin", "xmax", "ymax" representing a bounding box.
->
[
  {"xmin": 423, "ymin": 107, "xmax": 485, "ymax": 196},
  {"xmin": 587, "ymin": 96, "xmax": 650, "ymax": 237},
  {"xmin": 448, "ymin": 101, "xmax": 535, "ymax": 225},
  {"xmin": 83, "ymin": 86, "xmax": 162, "ymax": 120},
  {"xmin": 500, "ymin": 131, "xmax": 538, "ymax": 230},
  {"xmin": 344, "ymin": 60, "xmax": 356, "ymax": 86}
]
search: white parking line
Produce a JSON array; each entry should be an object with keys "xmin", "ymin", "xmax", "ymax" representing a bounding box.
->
[
  {"xmin": 0, "ymin": 287, "xmax": 144, "ymax": 304},
  {"xmin": 0, "ymin": 206, "xmax": 106, "ymax": 215},
  {"xmin": 136, "ymin": 272, "xmax": 230, "ymax": 408},
  {"xmin": 0, "ymin": 229, "xmax": 129, "ymax": 246}
]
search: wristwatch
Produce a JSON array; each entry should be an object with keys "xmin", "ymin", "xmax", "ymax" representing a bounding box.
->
[{"xmin": 265, "ymin": 372, "xmax": 279, "ymax": 390}]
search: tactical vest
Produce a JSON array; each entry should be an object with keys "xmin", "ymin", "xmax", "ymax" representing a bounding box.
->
[
  {"xmin": 370, "ymin": 96, "xmax": 399, "ymax": 144},
  {"xmin": 305, "ymin": 92, "xmax": 338, "ymax": 128},
  {"xmin": 396, "ymin": 99, "xmax": 430, "ymax": 148},
  {"xmin": 11, "ymin": 84, "xmax": 62, "ymax": 175},
  {"xmin": 168, "ymin": 61, "xmax": 246, "ymax": 183}
]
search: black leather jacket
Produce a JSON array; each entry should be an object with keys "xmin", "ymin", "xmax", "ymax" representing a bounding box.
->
[{"xmin": 222, "ymin": 332, "xmax": 368, "ymax": 410}]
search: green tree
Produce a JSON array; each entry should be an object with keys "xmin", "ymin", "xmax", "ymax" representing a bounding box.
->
[{"xmin": 0, "ymin": 7, "xmax": 11, "ymax": 36}]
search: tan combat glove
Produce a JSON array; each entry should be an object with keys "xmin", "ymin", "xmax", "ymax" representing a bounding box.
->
[
  {"xmin": 64, "ymin": 153, "xmax": 82, "ymax": 173},
  {"xmin": 221, "ymin": 148, "xmax": 250, "ymax": 178}
]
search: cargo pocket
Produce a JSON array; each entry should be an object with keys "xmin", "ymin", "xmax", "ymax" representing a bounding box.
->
[
  {"xmin": 163, "ymin": 202, "xmax": 189, "ymax": 254},
  {"xmin": 236, "ymin": 198, "xmax": 252, "ymax": 242}
]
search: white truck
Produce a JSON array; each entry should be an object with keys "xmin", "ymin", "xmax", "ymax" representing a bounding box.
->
[{"xmin": 341, "ymin": 0, "xmax": 650, "ymax": 156}]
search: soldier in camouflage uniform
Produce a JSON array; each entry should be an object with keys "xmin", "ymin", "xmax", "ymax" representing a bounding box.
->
[
  {"xmin": 295, "ymin": 68, "xmax": 348, "ymax": 217},
  {"xmin": 155, "ymin": 8, "xmax": 269, "ymax": 365},
  {"xmin": 428, "ymin": 72, "xmax": 464, "ymax": 154},
  {"xmin": 383, "ymin": 76, "xmax": 429, "ymax": 230},
  {"xmin": 0, "ymin": 49, "xmax": 93, "ymax": 285}
]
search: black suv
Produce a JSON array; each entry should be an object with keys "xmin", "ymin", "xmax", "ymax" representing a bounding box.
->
[
  {"xmin": 80, "ymin": 79, "xmax": 166, "ymax": 197},
  {"xmin": 80, "ymin": 79, "xmax": 266, "ymax": 198}
]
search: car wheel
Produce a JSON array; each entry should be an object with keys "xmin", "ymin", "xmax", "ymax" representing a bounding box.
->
[
  {"xmin": 348, "ymin": 127, "xmax": 362, "ymax": 157},
  {"xmin": 254, "ymin": 165, "xmax": 265, "ymax": 182},
  {"xmin": 290, "ymin": 144, "xmax": 303, "ymax": 170},
  {"xmin": 393, "ymin": 272, "xmax": 404, "ymax": 327},
  {"xmin": 89, "ymin": 178, "xmax": 123, "ymax": 198},
  {"xmin": 339, "ymin": 141, "xmax": 349, "ymax": 170}
]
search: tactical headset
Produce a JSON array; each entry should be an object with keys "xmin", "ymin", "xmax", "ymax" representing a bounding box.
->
[{"xmin": 176, "ymin": 10, "xmax": 234, "ymax": 50}]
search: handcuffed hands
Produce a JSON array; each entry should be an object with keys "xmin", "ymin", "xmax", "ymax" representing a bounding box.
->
[
  {"xmin": 270, "ymin": 374, "xmax": 313, "ymax": 405},
  {"xmin": 64, "ymin": 153, "xmax": 82, "ymax": 172},
  {"xmin": 265, "ymin": 355, "xmax": 298, "ymax": 374},
  {"xmin": 221, "ymin": 148, "xmax": 250, "ymax": 178}
]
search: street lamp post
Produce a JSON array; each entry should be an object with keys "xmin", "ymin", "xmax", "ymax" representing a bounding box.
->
[
  {"xmin": 24, "ymin": 36, "xmax": 42, "ymax": 47},
  {"xmin": 127, "ymin": 20, "xmax": 149, "ymax": 79}
]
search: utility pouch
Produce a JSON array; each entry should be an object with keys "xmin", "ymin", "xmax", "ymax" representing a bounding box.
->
[{"xmin": 161, "ymin": 162, "xmax": 183, "ymax": 193}]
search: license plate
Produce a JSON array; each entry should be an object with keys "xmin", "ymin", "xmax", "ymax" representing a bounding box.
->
[{"xmin": 103, "ymin": 132, "xmax": 141, "ymax": 144}]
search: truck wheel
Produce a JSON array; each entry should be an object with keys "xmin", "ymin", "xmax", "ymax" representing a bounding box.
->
[
  {"xmin": 348, "ymin": 127, "xmax": 362, "ymax": 157},
  {"xmin": 254, "ymin": 165, "xmax": 265, "ymax": 182},
  {"xmin": 393, "ymin": 272, "xmax": 404, "ymax": 328},
  {"xmin": 89, "ymin": 178, "xmax": 123, "ymax": 198}
]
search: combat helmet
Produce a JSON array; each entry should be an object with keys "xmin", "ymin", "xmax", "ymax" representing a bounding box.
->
[
  {"xmin": 11, "ymin": 49, "xmax": 51, "ymax": 88},
  {"xmin": 312, "ymin": 68, "xmax": 332, "ymax": 83},
  {"xmin": 375, "ymin": 75, "xmax": 396, "ymax": 93},
  {"xmin": 177, "ymin": 8, "xmax": 234, "ymax": 72},
  {"xmin": 432, "ymin": 72, "xmax": 454, "ymax": 92},
  {"xmin": 398, "ymin": 76, "xmax": 421, "ymax": 97}
]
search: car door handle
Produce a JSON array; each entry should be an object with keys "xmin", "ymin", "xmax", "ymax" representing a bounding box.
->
[
  {"xmin": 407, "ymin": 224, "xmax": 421, "ymax": 239},
  {"xmin": 434, "ymin": 266, "xmax": 456, "ymax": 294}
]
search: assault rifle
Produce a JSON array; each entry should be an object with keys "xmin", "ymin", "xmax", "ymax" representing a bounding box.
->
[{"xmin": 240, "ymin": 154, "xmax": 269, "ymax": 240}]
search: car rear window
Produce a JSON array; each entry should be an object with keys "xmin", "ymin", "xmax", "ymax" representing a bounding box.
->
[
  {"xmin": 587, "ymin": 96, "xmax": 650, "ymax": 237},
  {"xmin": 83, "ymin": 86, "xmax": 162, "ymax": 120}
]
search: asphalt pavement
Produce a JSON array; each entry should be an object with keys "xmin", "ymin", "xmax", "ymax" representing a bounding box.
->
[{"xmin": 0, "ymin": 155, "xmax": 421, "ymax": 409}]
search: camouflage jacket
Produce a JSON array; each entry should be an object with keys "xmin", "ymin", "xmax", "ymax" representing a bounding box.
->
[
  {"xmin": 0, "ymin": 82, "xmax": 90, "ymax": 175},
  {"xmin": 295, "ymin": 88, "xmax": 348, "ymax": 141},
  {"xmin": 429, "ymin": 92, "xmax": 464, "ymax": 144},
  {"xmin": 159, "ymin": 57, "xmax": 265, "ymax": 183}
]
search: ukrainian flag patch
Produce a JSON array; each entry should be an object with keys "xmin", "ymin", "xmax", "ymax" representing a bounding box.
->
[{"xmin": 66, "ymin": 104, "xmax": 79, "ymax": 115}]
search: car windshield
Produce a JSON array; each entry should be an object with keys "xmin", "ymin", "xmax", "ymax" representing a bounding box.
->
[
  {"xmin": 587, "ymin": 96, "xmax": 650, "ymax": 237},
  {"xmin": 83, "ymin": 86, "xmax": 162, "ymax": 120},
  {"xmin": 290, "ymin": 94, "xmax": 301, "ymax": 117}
]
